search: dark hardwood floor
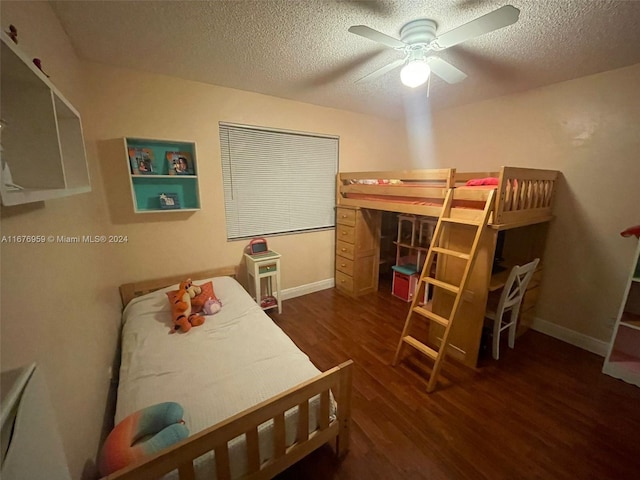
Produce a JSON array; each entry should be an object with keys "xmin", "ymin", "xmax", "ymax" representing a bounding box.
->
[{"xmin": 272, "ymin": 276, "xmax": 640, "ymax": 480}]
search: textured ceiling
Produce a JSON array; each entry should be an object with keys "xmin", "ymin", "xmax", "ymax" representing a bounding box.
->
[{"xmin": 50, "ymin": 0, "xmax": 640, "ymax": 119}]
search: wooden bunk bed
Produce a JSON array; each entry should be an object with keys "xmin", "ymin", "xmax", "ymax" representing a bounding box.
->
[
  {"xmin": 336, "ymin": 166, "xmax": 557, "ymax": 229},
  {"xmin": 106, "ymin": 266, "xmax": 353, "ymax": 480},
  {"xmin": 334, "ymin": 166, "xmax": 559, "ymax": 368}
]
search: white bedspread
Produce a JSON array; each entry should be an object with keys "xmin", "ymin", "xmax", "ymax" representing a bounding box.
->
[{"xmin": 117, "ymin": 276, "xmax": 324, "ymax": 478}]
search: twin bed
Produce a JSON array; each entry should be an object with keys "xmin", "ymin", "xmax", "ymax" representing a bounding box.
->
[{"xmin": 107, "ymin": 267, "xmax": 352, "ymax": 479}]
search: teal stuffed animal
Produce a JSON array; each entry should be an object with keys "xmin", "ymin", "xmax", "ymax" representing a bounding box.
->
[{"xmin": 98, "ymin": 402, "xmax": 188, "ymax": 476}]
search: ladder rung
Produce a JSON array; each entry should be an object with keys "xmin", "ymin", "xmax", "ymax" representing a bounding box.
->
[
  {"xmin": 403, "ymin": 336, "xmax": 438, "ymax": 360},
  {"xmin": 440, "ymin": 217, "xmax": 481, "ymax": 226},
  {"xmin": 431, "ymin": 247, "xmax": 470, "ymax": 260},
  {"xmin": 413, "ymin": 306, "xmax": 450, "ymax": 327},
  {"xmin": 423, "ymin": 277, "xmax": 460, "ymax": 294}
]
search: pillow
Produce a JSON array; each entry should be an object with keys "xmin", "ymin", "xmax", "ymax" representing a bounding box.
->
[
  {"xmin": 191, "ymin": 281, "xmax": 215, "ymax": 313},
  {"xmin": 98, "ymin": 402, "xmax": 188, "ymax": 476},
  {"xmin": 165, "ymin": 280, "xmax": 216, "ymax": 313},
  {"xmin": 465, "ymin": 177, "xmax": 499, "ymax": 186}
]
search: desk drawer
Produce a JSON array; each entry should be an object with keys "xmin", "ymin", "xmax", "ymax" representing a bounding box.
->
[
  {"xmin": 336, "ymin": 208, "xmax": 356, "ymax": 226},
  {"xmin": 336, "ymin": 224, "xmax": 355, "ymax": 244},
  {"xmin": 336, "ymin": 256, "xmax": 354, "ymax": 276},
  {"xmin": 335, "ymin": 270, "xmax": 354, "ymax": 293},
  {"xmin": 336, "ymin": 240, "xmax": 354, "ymax": 260},
  {"xmin": 259, "ymin": 263, "xmax": 277, "ymax": 274}
]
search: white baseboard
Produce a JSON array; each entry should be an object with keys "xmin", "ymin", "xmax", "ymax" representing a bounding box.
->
[
  {"xmin": 281, "ymin": 278, "xmax": 334, "ymax": 300},
  {"xmin": 530, "ymin": 316, "xmax": 609, "ymax": 357}
]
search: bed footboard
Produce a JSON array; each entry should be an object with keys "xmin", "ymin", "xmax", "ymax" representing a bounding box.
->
[{"xmin": 104, "ymin": 360, "xmax": 354, "ymax": 480}]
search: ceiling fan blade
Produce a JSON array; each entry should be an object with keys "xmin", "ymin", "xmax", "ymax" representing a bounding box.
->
[
  {"xmin": 348, "ymin": 25, "xmax": 406, "ymax": 49},
  {"xmin": 431, "ymin": 5, "xmax": 520, "ymax": 50},
  {"xmin": 355, "ymin": 58, "xmax": 405, "ymax": 83},
  {"xmin": 427, "ymin": 57, "xmax": 467, "ymax": 84}
]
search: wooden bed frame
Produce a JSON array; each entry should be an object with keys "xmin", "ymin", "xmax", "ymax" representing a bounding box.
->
[
  {"xmin": 108, "ymin": 266, "xmax": 353, "ymax": 480},
  {"xmin": 336, "ymin": 166, "xmax": 559, "ymax": 229}
]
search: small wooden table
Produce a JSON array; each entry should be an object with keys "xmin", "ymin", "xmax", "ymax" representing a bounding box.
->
[{"xmin": 244, "ymin": 251, "xmax": 282, "ymax": 313}]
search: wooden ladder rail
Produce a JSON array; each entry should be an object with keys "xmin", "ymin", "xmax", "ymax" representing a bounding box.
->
[{"xmin": 392, "ymin": 188, "xmax": 496, "ymax": 392}]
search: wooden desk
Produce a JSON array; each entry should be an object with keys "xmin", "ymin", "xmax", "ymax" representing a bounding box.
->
[
  {"xmin": 490, "ymin": 264, "xmax": 543, "ymax": 292},
  {"xmin": 489, "ymin": 267, "xmax": 512, "ymax": 292}
]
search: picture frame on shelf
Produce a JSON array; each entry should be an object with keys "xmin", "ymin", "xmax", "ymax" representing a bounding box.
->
[
  {"xmin": 128, "ymin": 147, "xmax": 155, "ymax": 175},
  {"xmin": 166, "ymin": 151, "xmax": 194, "ymax": 175},
  {"xmin": 159, "ymin": 192, "xmax": 180, "ymax": 210}
]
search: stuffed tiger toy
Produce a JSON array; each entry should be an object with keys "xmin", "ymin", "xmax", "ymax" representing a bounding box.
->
[{"xmin": 168, "ymin": 279, "xmax": 205, "ymax": 333}]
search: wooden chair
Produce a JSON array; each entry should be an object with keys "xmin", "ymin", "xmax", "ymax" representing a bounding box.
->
[{"xmin": 486, "ymin": 258, "xmax": 540, "ymax": 360}]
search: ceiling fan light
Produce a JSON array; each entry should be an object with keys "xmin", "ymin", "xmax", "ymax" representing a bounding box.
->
[{"xmin": 400, "ymin": 60, "xmax": 431, "ymax": 88}]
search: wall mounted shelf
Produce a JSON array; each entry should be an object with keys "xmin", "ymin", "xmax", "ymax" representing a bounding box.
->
[
  {"xmin": 0, "ymin": 32, "xmax": 90, "ymax": 206},
  {"xmin": 124, "ymin": 137, "xmax": 201, "ymax": 213},
  {"xmin": 603, "ymin": 239, "xmax": 640, "ymax": 387}
]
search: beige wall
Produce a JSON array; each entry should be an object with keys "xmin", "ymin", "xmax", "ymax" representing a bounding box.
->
[
  {"xmin": 84, "ymin": 61, "xmax": 409, "ymax": 289},
  {"xmin": 0, "ymin": 3, "xmax": 408, "ymax": 478},
  {"xmin": 0, "ymin": 1, "xmax": 123, "ymax": 479},
  {"xmin": 424, "ymin": 63, "xmax": 640, "ymax": 344}
]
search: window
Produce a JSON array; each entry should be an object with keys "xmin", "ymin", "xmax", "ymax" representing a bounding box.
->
[{"xmin": 219, "ymin": 123, "xmax": 338, "ymax": 240}]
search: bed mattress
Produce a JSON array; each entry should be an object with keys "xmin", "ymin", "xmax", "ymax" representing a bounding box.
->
[
  {"xmin": 343, "ymin": 185, "xmax": 492, "ymax": 209},
  {"xmin": 117, "ymin": 276, "xmax": 326, "ymax": 478}
]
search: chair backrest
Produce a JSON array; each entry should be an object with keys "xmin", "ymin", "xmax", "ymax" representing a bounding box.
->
[{"xmin": 497, "ymin": 258, "xmax": 540, "ymax": 313}]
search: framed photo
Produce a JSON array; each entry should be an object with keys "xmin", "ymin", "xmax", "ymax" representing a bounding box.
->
[
  {"xmin": 159, "ymin": 193, "xmax": 180, "ymax": 210},
  {"xmin": 166, "ymin": 151, "xmax": 194, "ymax": 175},
  {"xmin": 128, "ymin": 147, "xmax": 155, "ymax": 174}
]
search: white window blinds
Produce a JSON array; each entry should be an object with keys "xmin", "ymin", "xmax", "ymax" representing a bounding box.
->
[{"xmin": 219, "ymin": 123, "xmax": 338, "ymax": 240}]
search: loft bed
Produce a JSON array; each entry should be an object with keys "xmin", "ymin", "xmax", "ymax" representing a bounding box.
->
[
  {"xmin": 336, "ymin": 166, "xmax": 559, "ymax": 230},
  {"xmin": 105, "ymin": 267, "xmax": 353, "ymax": 480},
  {"xmin": 335, "ymin": 166, "xmax": 559, "ymax": 368}
]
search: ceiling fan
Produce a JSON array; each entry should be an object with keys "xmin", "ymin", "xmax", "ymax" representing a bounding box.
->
[{"xmin": 348, "ymin": 5, "xmax": 520, "ymax": 88}]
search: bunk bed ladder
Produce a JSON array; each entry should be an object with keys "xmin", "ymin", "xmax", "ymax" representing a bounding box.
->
[{"xmin": 392, "ymin": 188, "xmax": 496, "ymax": 392}]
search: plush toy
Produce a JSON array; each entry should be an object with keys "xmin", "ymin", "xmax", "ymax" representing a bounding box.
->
[
  {"xmin": 168, "ymin": 279, "xmax": 205, "ymax": 333},
  {"xmin": 190, "ymin": 281, "xmax": 223, "ymax": 316},
  {"xmin": 98, "ymin": 402, "xmax": 188, "ymax": 476},
  {"xmin": 203, "ymin": 297, "xmax": 222, "ymax": 315}
]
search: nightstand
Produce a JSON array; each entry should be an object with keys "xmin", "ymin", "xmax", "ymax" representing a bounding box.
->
[{"xmin": 244, "ymin": 251, "xmax": 282, "ymax": 313}]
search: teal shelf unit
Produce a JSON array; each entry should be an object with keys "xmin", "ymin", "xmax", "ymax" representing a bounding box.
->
[{"xmin": 124, "ymin": 137, "xmax": 200, "ymax": 213}]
